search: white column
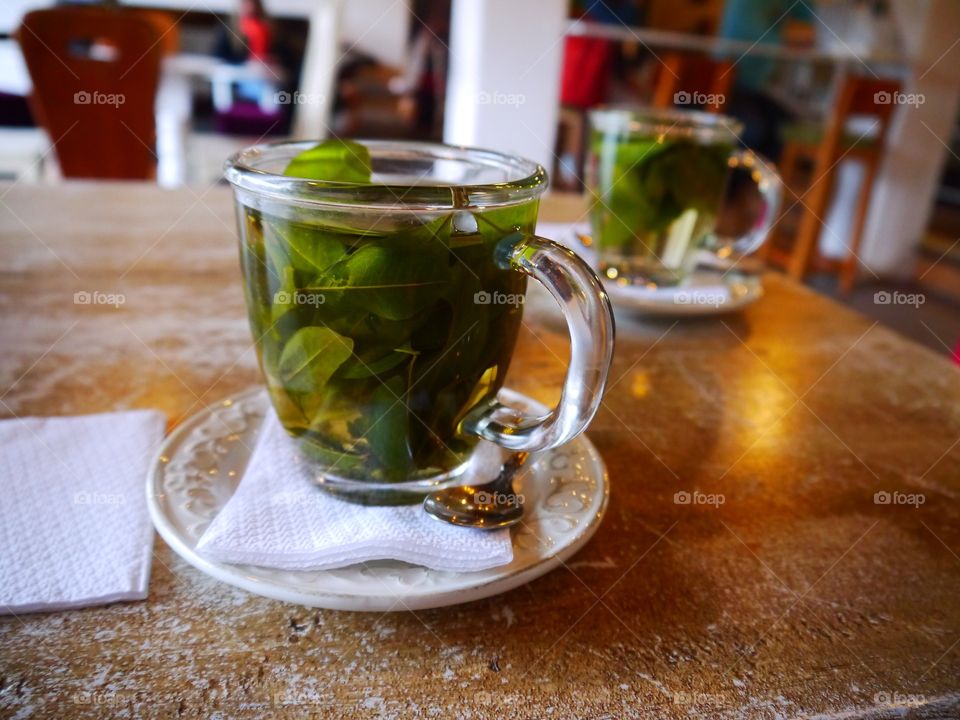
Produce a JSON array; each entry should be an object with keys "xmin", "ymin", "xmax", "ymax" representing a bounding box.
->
[
  {"xmin": 860, "ymin": 0, "xmax": 960, "ymax": 275},
  {"xmin": 291, "ymin": 0, "xmax": 343, "ymax": 140},
  {"xmin": 444, "ymin": 0, "xmax": 567, "ymax": 175},
  {"xmin": 154, "ymin": 65, "xmax": 192, "ymax": 188}
]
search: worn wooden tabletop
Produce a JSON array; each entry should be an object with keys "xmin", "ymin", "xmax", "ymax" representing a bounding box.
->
[{"xmin": 1, "ymin": 183, "xmax": 958, "ymax": 719}]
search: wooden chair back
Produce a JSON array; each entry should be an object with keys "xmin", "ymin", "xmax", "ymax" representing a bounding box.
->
[
  {"xmin": 652, "ymin": 52, "xmax": 735, "ymax": 113},
  {"xmin": 127, "ymin": 9, "xmax": 181, "ymax": 57},
  {"xmin": 17, "ymin": 6, "xmax": 164, "ymax": 180},
  {"xmin": 816, "ymin": 76, "xmax": 902, "ymax": 162},
  {"xmin": 784, "ymin": 74, "xmax": 902, "ymax": 281}
]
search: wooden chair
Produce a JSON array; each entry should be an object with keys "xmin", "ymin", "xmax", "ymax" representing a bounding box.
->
[
  {"xmin": 127, "ymin": 9, "xmax": 181, "ymax": 57},
  {"xmin": 762, "ymin": 75, "xmax": 902, "ymax": 292},
  {"xmin": 651, "ymin": 51, "xmax": 735, "ymax": 113},
  {"xmin": 17, "ymin": 6, "xmax": 164, "ymax": 180}
]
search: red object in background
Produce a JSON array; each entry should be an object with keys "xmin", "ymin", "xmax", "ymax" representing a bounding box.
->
[
  {"xmin": 240, "ymin": 16, "xmax": 271, "ymax": 60},
  {"xmin": 953, "ymin": 339, "xmax": 960, "ymax": 365},
  {"xmin": 560, "ymin": 36, "xmax": 613, "ymax": 109}
]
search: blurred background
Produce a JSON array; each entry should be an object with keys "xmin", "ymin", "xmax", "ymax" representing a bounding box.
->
[{"xmin": 2, "ymin": 0, "xmax": 958, "ymax": 354}]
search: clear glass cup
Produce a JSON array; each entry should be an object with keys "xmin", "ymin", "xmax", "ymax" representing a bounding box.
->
[
  {"xmin": 225, "ymin": 140, "xmax": 615, "ymax": 505},
  {"xmin": 587, "ymin": 107, "xmax": 782, "ymax": 287}
]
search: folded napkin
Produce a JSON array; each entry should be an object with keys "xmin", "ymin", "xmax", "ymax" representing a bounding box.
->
[
  {"xmin": 0, "ymin": 410, "xmax": 166, "ymax": 615},
  {"xmin": 197, "ymin": 410, "xmax": 514, "ymax": 572}
]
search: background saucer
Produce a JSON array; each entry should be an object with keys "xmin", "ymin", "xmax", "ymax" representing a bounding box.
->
[
  {"xmin": 603, "ymin": 269, "xmax": 763, "ymax": 317},
  {"xmin": 536, "ymin": 221, "xmax": 764, "ymax": 316}
]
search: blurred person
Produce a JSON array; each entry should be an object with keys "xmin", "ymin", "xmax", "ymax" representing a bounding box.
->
[
  {"xmin": 718, "ymin": 0, "xmax": 815, "ymax": 159},
  {"xmin": 214, "ymin": 0, "xmax": 273, "ymax": 64},
  {"xmin": 387, "ymin": 1, "xmax": 450, "ymax": 136},
  {"xmin": 210, "ymin": 0, "xmax": 283, "ymax": 132},
  {"xmin": 556, "ymin": 0, "xmax": 642, "ymax": 188},
  {"xmin": 560, "ymin": 0, "xmax": 642, "ymax": 110},
  {"xmin": 238, "ymin": 0, "xmax": 271, "ymax": 61}
]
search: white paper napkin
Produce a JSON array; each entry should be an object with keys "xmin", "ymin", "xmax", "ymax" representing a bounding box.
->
[
  {"xmin": 0, "ymin": 410, "xmax": 166, "ymax": 615},
  {"xmin": 197, "ymin": 410, "xmax": 514, "ymax": 572}
]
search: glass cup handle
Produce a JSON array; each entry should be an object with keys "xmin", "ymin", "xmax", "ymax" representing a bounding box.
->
[
  {"xmin": 461, "ymin": 233, "xmax": 615, "ymax": 452},
  {"xmin": 724, "ymin": 150, "xmax": 783, "ymax": 256}
]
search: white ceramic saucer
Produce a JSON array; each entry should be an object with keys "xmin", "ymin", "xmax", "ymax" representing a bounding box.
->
[
  {"xmin": 536, "ymin": 221, "xmax": 764, "ymax": 317},
  {"xmin": 146, "ymin": 387, "xmax": 608, "ymax": 611},
  {"xmin": 602, "ymin": 267, "xmax": 763, "ymax": 317}
]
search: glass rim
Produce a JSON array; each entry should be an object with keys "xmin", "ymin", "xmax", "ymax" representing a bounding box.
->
[
  {"xmin": 223, "ymin": 139, "xmax": 548, "ymax": 211},
  {"xmin": 589, "ymin": 106, "xmax": 743, "ymax": 142}
]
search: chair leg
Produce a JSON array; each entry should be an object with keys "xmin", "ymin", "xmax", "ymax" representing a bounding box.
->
[
  {"xmin": 788, "ymin": 148, "xmax": 837, "ymax": 282},
  {"xmin": 839, "ymin": 157, "xmax": 879, "ymax": 295},
  {"xmin": 839, "ymin": 255, "xmax": 858, "ymax": 296}
]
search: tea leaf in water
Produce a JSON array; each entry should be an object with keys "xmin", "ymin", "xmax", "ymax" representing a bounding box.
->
[
  {"xmin": 278, "ymin": 326, "xmax": 354, "ymax": 393},
  {"xmin": 657, "ymin": 143, "xmax": 730, "ymax": 214},
  {"xmin": 283, "ymin": 139, "xmax": 372, "ymax": 183},
  {"xmin": 352, "ymin": 376, "xmax": 414, "ymax": 480},
  {"xmin": 307, "ymin": 243, "xmax": 449, "ymax": 321},
  {"xmin": 338, "ymin": 345, "xmax": 417, "ymax": 380},
  {"xmin": 267, "ymin": 220, "xmax": 346, "ymax": 276},
  {"xmin": 592, "ymin": 137, "xmax": 732, "ymax": 249},
  {"xmin": 271, "ymin": 266, "xmax": 298, "ymax": 325}
]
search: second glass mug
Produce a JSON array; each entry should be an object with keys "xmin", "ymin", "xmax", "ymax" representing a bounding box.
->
[
  {"xmin": 587, "ymin": 107, "xmax": 782, "ymax": 287},
  {"xmin": 225, "ymin": 141, "xmax": 615, "ymax": 505}
]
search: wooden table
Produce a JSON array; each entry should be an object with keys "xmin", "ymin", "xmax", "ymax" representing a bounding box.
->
[{"xmin": 1, "ymin": 183, "xmax": 958, "ymax": 719}]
